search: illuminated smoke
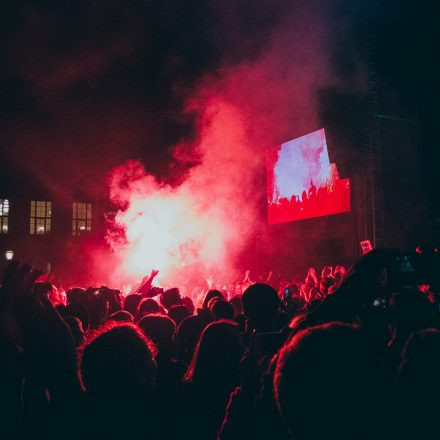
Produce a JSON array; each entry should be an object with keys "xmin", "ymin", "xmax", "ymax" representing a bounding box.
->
[
  {"xmin": 103, "ymin": 1, "xmax": 355, "ymax": 288},
  {"xmin": 106, "ymin": 98, "xmax": 260, "ymax": 287}
]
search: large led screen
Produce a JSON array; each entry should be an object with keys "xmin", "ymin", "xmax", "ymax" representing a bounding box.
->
[{"xmin": 267, "ymin": 128, "xmax": 350, "ymax": 224}]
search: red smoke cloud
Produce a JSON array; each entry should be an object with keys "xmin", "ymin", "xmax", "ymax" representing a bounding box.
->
[
  {"xmin": 102, "ymin": 2, "xmax": 354, "ymax": 289},
  {"xmin": 106, "ymin": 98, "xmax": 260, "ymax": 288}
]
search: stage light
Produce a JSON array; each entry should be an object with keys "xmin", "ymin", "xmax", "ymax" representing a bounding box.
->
[{"xmin": 5, "ymin": 250, "xmax": 14, "ymax": 260}]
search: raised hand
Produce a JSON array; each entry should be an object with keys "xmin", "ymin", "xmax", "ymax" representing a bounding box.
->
[
  {"xmin": 137, "ymin": 269, "xmax": 160, "ymax": 296},
  {"xmin": 321, "ymin": 266, "xmax": 333, "ymax": 279},
  {"xmin": 307, "ymin": 267, "xmax": 319, "ymax": 286},
  {"xmin": 243, "ymin": 270, "xmax": 250, "ymax": 283}
]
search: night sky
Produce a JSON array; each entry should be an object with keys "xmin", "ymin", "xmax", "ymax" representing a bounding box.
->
[{"xmin": 0, "ymin": 0, "xmax": 292, "ymax": 200}]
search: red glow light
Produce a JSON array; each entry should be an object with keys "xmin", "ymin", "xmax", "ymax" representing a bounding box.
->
[{"xmin": 105, "ymin": 99, "xmax": 260, "ymax": 289}]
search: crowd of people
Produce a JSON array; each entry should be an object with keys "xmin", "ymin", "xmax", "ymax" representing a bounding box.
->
[{"xmin": 1, "ymin": 248, "xmax": 439, "ymax": 439}]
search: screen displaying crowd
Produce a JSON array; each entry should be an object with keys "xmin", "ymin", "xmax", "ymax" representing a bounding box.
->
[
  {"xmin": 267, "ymin": 129, "xmax": 350, "ymax": 224},
  {"xmin": 1, "ymin": 248, "xmax": 439, "ymax": 439}
]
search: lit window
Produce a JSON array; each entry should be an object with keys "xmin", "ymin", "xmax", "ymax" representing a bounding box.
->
[
  {"xmin": 73, "ymin": 202, "xmax": 92, "ymax": 236},
  {"xmin": 30, "ymin": 201, "xmax": 51, "ymax": 235},
  {"xmin": 0, "ymin": 199, "xmax": 9, "ymax": 233}
]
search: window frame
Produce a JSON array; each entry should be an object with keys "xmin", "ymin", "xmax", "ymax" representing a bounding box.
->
[
  {"xmin": 30, "ymin": 200, "xmax": 52, "ymax": 235},
  {"xmin": 72, "ymin": 202, "xmax": 92, "ymax": 236},
  {"xmin": 0, "ymin": 198, "xmax": 9, "ymax": 234}
]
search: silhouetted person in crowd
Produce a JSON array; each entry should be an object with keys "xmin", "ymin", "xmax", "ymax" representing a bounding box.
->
[
  {"xmin": 301, "ymin": 190, "xmax": 307, "ymax": 203},
  {"xmin": 107, "ymin": 309, "xmax": 134, "ymax": 322},
  {"xmin": 80, "ymin": 322, "xmax": 159, "ymax": 439},
  {"xmin": 168, "ymin": 304, "xmax": 191, "ymax": 325},
  {"xmin": 60, "ymin": 302, "xmax": 89, "ymax": 330},
  {"xmin": 202, "ymin": 289, "xmax": 224, "ymax": 309},
  {"xmin": 85, "ymin": 288, "xmax": 109, "ymax": 329},
  {"xmin": 175, "ymin": 315, "xmax": 207, "ymax": 366},
  {"xmin": 123, "ymin": 293, "xmax": 143, "ymax": 317},
  {"xmin": 98, "ymin": 286, "xmax": 123, "ymax": 315},
  {"xmin": 181, "ymin": 296, "xmax": 195, "ymax": 315},
  {"xmin": 220, "ymin": 285, "xmax": 289, "ymax": 440},
  {"xmin": 138, "ymin": 313, "xmax": 176, "ymax": 355},
  {"xmin": 207, "ymin": 295, "xmax": 223, "ymax": 310},
  {"xmin": 212, "ymin": 299, "xmax": 234, "ymax": 320},
  {"xmin": 182, "ymin": 320, "xmax": 243, "ymax": 440},
  {"xmin": 137, "ymin": 297, "xmax": 162, "ymax": 320},
  {"xmin": 387, "ymin": 288, "xmax": 436, "ymax": 370},
  {"xmin": 138, "ymin": 313, "xmax": 178, "ymax": 380},
  {"xmin": 308, "ymin": 178, "xmax": 316, "ymax": 198},
  {"xmin": 160, "ymin": 287, "xmax": 182, "ymax": 310},
  {"xmin": 242, "ymin": 283, "xmax": 280, "ymax": 332},
  {"xmin": 275, "ymin": 322, "xmax": 393, "ymax": 440},
  {"xmin": 66, "ymin": 287, "xmax": 87, "ymax": 307},
  {"xmin": 138, "ymin": 313, "xmax": 181, "ymax": 438}
]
